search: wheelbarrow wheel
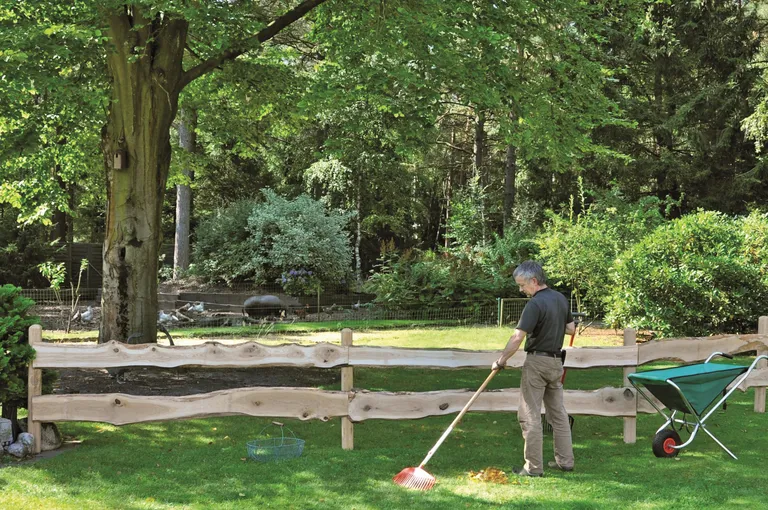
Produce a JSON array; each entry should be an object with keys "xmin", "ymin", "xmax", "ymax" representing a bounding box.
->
[{"xmin": 652, "ymin": 429, "xmax": 682, "ymax": 458}]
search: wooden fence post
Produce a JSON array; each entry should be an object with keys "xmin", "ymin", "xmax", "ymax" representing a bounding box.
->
[
  {"xmin": 27, "ymin": 324, "xmax": 43, "ymax": 454},
  {"xmin": 623, "ymin": 327, "xmax": 637, "ymax": 443},
  {"xmin": 341, "ymin": 328, "xmax": 354, "ymax": 450},
  {"xmin": 756, "ymin": 317, "xmax": 768, "ymax": 413}
]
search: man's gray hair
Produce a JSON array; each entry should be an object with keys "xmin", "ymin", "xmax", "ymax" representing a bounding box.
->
[{"xmin": 513, "ymin": 260, "xmax": 547, "ymax": 285}]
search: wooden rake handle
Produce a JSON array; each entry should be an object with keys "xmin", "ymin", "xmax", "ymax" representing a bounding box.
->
[{"xmin": 418, "ymin": 368, "xmax": 500, "ymax": 469}]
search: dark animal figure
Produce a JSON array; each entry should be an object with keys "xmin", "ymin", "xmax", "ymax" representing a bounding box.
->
[{"xmin": 243, "ymin": 295, "xmax": 285, "ymax": 318}]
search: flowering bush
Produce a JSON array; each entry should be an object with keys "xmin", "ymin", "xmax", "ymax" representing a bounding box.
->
[{"xmin": 280, "ymin": 268, "xmax": 323, "ymax": 296}]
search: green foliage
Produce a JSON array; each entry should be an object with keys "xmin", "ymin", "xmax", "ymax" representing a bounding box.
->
[
  {"xmin": 193, "ymin": 190, "xmax": 353, "ymax": 288},
  {"xmin": 589, "ymin": 0, "xmax": 764, "ymax": 214},
  {"xmin": 247, "ymin": 189, "xmax": 353, "ymax": 288},
  {"xmin": 475, "ymin": 228, "xmax": 539, "ymax": 283},
  {"xmin": 445, "ymin": 180, "xmax": 487, "ymax": 250},
  {"xmin": 191, "ymin": 199, "xmax": 255, "ymax": 284},
  {"xmin": 741, "ymin": 211, "xmax": 768, "ymax": 286},
  {"xmin": 38, "ymin": 261, "xmax": 66, "ymax": 300},
  {"xmin": 0, "ymin": 207, "xmax": 56, "ymax": 288},
  {"xmin": 364, "ymin": 249, "xmax": 514, "ymax": 310},
  {"xmin": 537, "ymin": 190, "xmax": 668, "ymax": 315},
  {"xmin": 608, "ymin": 211, "xmax": 768, "ymax": 336},
  {"xmin": 0, "ymin": 284, "xmax": 38, "ymax": 411}
]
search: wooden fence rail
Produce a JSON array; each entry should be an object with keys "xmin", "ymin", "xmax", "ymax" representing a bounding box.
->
[{"xmin": 25, "ymin": 319, "xmax": 768, "ymax": 454}]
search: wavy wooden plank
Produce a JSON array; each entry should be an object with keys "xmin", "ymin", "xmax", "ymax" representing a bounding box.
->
[
  {"xmin": 349, "ymin": 345, "xmax": 637, "ymax": 369},
  {"xmin": 565, "ymin": 346, "xmax": 638, "ymax": 368},
  {"xmin": 731, "ymin": 367, "xmax": 768, "ymax": 392},
  {"xmin": 348, "ymin": 345, "xmax": 516, "ymax": 368},
  {"xmin": 32, "ymin": 341, "xmax": 347, "ymax": 369},
  {"xmin": 32, "ymin": 387, "xmax": 350, "ymax": 425},
  {"xmin": 637, "ymin": 334, "xmax": 768, "ymax": 365},
  {"xmin": 347, "ymin": 387, "xmax": 638, "ymax": 421}
]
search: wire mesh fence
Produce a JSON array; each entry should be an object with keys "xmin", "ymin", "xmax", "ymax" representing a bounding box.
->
[
  {"xmin": 25, "ymin": 288, "xmax": 578, "ymax": 332},
  {"xmin": 20, "ymin": 288, "xmax": 100, "ymax": 304},
  {"xmin": 162, "ymin": 302, "xmax": 503, "ymax": 330}
]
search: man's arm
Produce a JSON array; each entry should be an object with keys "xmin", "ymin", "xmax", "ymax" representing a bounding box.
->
[
  {"xmin": 493, "ymin": 328, "xmax": 527, "ymax": 370},
  {"xmin": 565, "ymin": 321, "xmax": 576, "ymax": 336}
]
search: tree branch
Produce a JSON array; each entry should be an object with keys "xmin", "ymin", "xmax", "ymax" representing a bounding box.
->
[
  {"xmin": 179, "ymin": 0, "xmax": 328, "ymax": 90},
  {"xmin": 435, "ymin": 140, "xmax": 474, "ymax": 155}
]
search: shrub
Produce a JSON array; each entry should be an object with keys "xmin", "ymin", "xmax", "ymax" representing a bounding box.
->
[
  {"xmin": 192, "ymin": 199, "xmax": 255, "ymax": 284},
  {"xmin": 364, "ymin": 250, "xmax": 515, "ymax": 310},
  {"xmin": 607, "ymin": 211, "xmax": 768, "ymax": 336},
  {"xmin": 193, "ymin": 190, "xmax": 354, "ymax": 290},
  {"xmin": 537, "ymin": 191, "xmax": 667, "ymax": 316},
  {"xmin": 0, "ymin": 285, "xmax": 39, "ymax": 435}
]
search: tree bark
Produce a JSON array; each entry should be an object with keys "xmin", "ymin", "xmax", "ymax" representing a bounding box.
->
[
  {"xmin": 97, "ymin": 2, "xmax": 328, "ymax": 344},
  {"xmin": 355, "ymin": 174, "xmax": 362, "ymax": 288},
  {"xmin": 473, "ymin": 111, "xmax": 485, "ymax": 180},
  {"xmin": 51, "ymin": 171, "xmax": 69, "ymax": 243},
  {"xmin": 503, "ymin": 142, "xmax": 517, "ymax": 231},
  {"xmin": 100, "ymin": 12, "xmax": 187, "ymax": 344},
  {"xmin": 474, "ymin": 111, "xmax": 487, "ymax": 245},
  {"xmin": 174, "ymin": 107, "xmax": 196, "ymax": 279}
]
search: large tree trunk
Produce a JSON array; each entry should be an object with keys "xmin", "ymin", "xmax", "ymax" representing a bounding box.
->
[
  {"xmin": 503, "ymin": 142, "xmax": 517, "ymax": 231},
  {"xmin": 473, "ymin": 111, "xmax": 487, "ymax": 246},
  {"xmin": 96, "ymin": 2, "xmax": 326, "ymax": 344},
  {"xmin": 99, "ymin": 12, "xmax": 187, "ymax": 344},
  {"xmin": 355, "ymin": 174, "xmax": 362, "ymax": 287},
  {"xmin": 174, "ymin": 107, "xmax": 196, "ymax": 279},
  {"xmin": 51, "ymin": 171, "xmax": 69, "ymax": 243}
]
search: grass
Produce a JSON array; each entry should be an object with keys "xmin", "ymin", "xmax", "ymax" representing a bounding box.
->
[
  {"xmin": 41, "ymin": 319, "xmax": 477, "ymax": 342},
  {"xmin": 3, "ymin": 328, "xmax": 765, "ymax": 509},
  {"xmin": 43, "ymin": 324, "xmax": 623, "ymax": 350}
]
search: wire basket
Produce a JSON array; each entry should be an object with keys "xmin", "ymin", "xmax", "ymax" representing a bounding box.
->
[{"xmin": 246, "ymin": 421, "xmax": 305, "ymax": 463}]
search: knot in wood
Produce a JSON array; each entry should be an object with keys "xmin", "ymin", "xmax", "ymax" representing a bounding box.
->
[
  {"xmin": 606, "ymin": 396, "xmax": 615, "ymax": 403},
  {"xmin": 302, "ymin": 412, "xmax": 309, "ymax": 418},
  {"xmin": 363, "ymin": 405, "xmax": 372, "ymax": 412},
  {"xmin": 439, "ymin": 403, "xmax": 449, "ymax": 411},
  {"xmin": 253, "ymin": 401, "xmax": 261, "ymax": 406},
  {"xmin": 114, "ymin": 398, "xmax": 121, "ymax": 405},
  {"xmin": 624, "ymin": 388, "xmax": 634, "ymax": 399},
  {"xmin": 113, "ymin": 348, "xmax": 119, "ymax": 353}
]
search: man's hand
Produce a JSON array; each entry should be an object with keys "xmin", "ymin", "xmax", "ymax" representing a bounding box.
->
[{"xmin": 492, "ymin": 359, "xmax": 506, "ymax": 371}]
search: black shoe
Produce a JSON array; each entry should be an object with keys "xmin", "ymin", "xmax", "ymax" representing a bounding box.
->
[
  {"xmin": 512, "ymin": 466, "xmax": 543, "ymax": 477},
  {"xmin": 547, "ymin": 461, "xmax": 573, "ymax": 472}
]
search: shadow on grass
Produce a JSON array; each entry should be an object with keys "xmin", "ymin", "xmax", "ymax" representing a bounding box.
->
[{"xmin": 5, "ymin": 396, "xmax": 766, "ymax": 510}]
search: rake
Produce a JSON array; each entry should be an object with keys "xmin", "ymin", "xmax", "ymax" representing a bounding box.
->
[{"xmin": 393, "ymin": 368, "xmax": 500, "ymax": 490}]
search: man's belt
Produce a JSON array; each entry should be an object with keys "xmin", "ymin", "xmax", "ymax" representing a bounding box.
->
[{"xmin": 526, "ymin": 350, "xmax": 562, "ymax": 358}]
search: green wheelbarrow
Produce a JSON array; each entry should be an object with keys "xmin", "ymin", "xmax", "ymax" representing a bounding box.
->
[{"xmin": 628, "ymin": 352, "xmax": 768, "ymax": 459}]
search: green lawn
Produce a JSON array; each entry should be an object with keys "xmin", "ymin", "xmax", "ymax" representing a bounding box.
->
[{"xmin": 2, "ymin": 329, "xmax": 765, "ymax": 509}]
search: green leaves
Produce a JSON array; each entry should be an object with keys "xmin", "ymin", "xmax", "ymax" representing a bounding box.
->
[
  {"xmin": 0, "ymin": 284, "xmax": 39, "ymax": 409},
  {"xmin": 192, "ymin": 189, "xmax": 353, "ymax": 287},
  {"xmin": 608, "ymin": 211, "xmax": 768, "ymax": 337}
]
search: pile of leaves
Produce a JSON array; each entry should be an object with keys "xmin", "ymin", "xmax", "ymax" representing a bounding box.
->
[{"xmin": 467, "ymin": 467, "xmax": 509, "ymax": 484}]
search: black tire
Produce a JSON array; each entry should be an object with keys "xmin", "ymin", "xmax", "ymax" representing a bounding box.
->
[{"xmin": 652, "ymin": 429, "xmax": 682, "ymax": 458}]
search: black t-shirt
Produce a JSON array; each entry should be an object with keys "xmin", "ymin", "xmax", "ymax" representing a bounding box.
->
[{"xmin": 516, "ymin": 288, "xmax": 573, "ymax": 353}]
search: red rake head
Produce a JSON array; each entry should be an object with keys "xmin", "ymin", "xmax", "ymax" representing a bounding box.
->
[{"xmin": 393, "ymin": 466, "xmax": 436, "ymax": 491}]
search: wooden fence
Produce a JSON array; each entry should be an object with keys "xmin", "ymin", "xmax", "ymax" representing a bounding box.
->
[{"xmin": 26, "ymin": 319, "xmax": 768, "ymax": 454}]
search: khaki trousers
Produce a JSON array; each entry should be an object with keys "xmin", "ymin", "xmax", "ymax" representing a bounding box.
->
[{"xmin": 518, "ymin": 355, "xmax": 574, "ymax": 474}]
